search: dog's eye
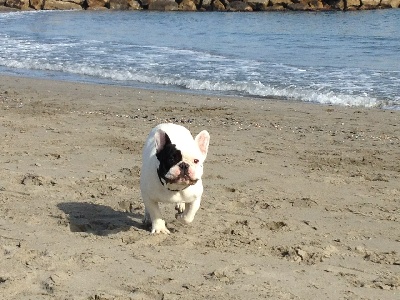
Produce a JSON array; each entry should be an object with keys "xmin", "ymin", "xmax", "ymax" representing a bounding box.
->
[{"xmin": 194, "ymin": 159, "xmax": 199, "ymax": 164}]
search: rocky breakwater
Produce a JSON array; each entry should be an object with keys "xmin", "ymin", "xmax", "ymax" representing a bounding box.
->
[{"xmin": 1, "ymin": 0, "xmax": 400, "ymax": 12}]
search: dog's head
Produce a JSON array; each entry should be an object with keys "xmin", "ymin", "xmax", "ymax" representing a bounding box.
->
[{"xmin": 155, "ymin": 128, "xmax": 210, "ymax": 191}]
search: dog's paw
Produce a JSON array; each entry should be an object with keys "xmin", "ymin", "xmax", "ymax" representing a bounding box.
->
[
  {"xmin": 151, "ymin": 219, "xmax": 170, "ymax": 234},
  {"xmin": 175, "ymin": 203, "xmax": 185, "ymax": 214},
  {"xmin": 175, "ymin": 213, "xmax": 193, "ymax": 225}
]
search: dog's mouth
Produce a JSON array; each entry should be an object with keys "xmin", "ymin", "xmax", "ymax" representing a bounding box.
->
[
  {"xmin": 157, "ymin": 167, "xmax": 198, "ymax": 190},
  {"xmin": 165, "ymin": 175, "xmax": 198, "ymax": 186},
  {"xmin": 163, "ymin": 176, "xmax": 198, "ymax": 192}
]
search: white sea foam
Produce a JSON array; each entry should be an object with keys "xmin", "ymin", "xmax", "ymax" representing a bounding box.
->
[{"xmin": 0, "ymin": 58, "xmax": 382, "ymax": 108}]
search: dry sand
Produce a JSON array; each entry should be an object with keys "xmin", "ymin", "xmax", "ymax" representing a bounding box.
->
[{"xmin": 1, "ymin": 75, "xmax": 399, "ymax": 299}]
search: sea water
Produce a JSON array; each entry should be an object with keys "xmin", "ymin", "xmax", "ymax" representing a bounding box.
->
[{"xmin": 0, "ymin": 10, "xmax": 399, "ymax": 109}]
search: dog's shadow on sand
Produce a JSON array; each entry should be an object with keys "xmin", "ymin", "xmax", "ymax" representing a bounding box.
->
[{"xmin": 57, "ymin": 202, "xmax": 146, "ymax": 236}]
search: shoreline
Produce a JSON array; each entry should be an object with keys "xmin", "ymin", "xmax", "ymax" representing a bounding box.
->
[
  {"xmin": 1, "ymin": 75, "xmax": 399, "ymax": 299},
  {"xmin": 0, "ymin": 72, "xmax": 394, "ymax": 110}
]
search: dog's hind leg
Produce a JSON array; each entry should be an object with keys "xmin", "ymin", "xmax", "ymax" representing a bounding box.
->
[
  {"xmin": 175, "ymin": 203, "xmax": 185, "ymax": 214},
  {"xmin": 175, "ymin": 197, "xmax": 201, "ymax": 224}
]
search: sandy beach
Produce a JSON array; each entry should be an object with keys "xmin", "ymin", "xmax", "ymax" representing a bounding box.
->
[{"xmin": 1, "ymin": 75, "xmax": 399, "ymax": 299}]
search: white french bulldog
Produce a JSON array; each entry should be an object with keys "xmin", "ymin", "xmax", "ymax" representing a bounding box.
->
[{"xmin": 140, "ymin": 123, "xmax": 210, "ymax": 234}]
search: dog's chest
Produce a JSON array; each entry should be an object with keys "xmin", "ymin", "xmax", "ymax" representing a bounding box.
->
[{"xmin": 154, "ymin": 182, "xmax": 200, "ymax": 204}]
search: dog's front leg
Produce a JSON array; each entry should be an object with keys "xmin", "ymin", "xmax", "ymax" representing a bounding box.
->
[
  {"xmin": 144, "ymin": 199, "xmax": 170, "ymax": 234},
  {"xmin": 175, "ymin": 197, "xmax": 201, "ymax": 224}
]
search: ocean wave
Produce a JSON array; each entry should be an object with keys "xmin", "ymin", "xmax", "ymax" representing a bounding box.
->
[{"xmin": 0, "ymin": 58, "xmax": 383, "ymax": 109}]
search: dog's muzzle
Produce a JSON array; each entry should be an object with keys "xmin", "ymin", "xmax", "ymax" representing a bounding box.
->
[{"xmin": 157, "ymin": 166, "xmax": 198, "ymax": 192}]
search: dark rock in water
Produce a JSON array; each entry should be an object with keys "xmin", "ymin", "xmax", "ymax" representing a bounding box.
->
[
  {"xmin": 287, "ymin": 2, "xmax": 312, "ymax": 10},
  {"xmin": 178, "ymin": 0, "xmax": 197, "ymax": 10},
  {"xmin": 324, "ymin": 0, "xmax": 345, "ymax": 9},
  {"xmin": 269, "ymin": 0, "xmax": 292, "ymax": 6},
  {"xmin": 86, "ymin": 0, "xmax": 109, "ymax": 9},
  {"xmin": 228, "ymin": 1, "xmax": 253, "ymax": 11},
  {"xmin": 212, "ymin": 0, "xmax": 226, "ymax": 10},
  {"xmin": 43, "ymin": 0, "xmax": 83, "ymax": 10},
  {"xmin": 5, "ymin": 0, "xmax": 29, "ymax": 9},
  {"xmin": 346, "ymin": 0, "xmax": 361, "ymax": 9},
  {"xmin": 360, "ymin": 0, "xmax": 382, "ymax": 9},
  {"xmin": 109, "ymin": 0, "xmax": 141, "ymax": 9},
  {"xmin": 29, "ymin": 0, "xmax": 43, "ymax": 10},
  {"xmin": 245, "ymin": 0, "xmax": 270, "ymax": 10},
  {"xmin": 148, "ymin": 0, "xmax": 179, "ymax": 10},
  {"xmin": 381, "ymin": 0, "xmax": 400, "ymax": 8},
  {"xmin": 198, "ymin": 0, "xmax": 212, "ymax": 10}
]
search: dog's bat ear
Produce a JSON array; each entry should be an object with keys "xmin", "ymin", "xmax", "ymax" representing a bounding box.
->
[
  {"xmin": 195, "ymin": 130, "xmax": 210, "ymax": 159},
  {"xmin": 155, "ymin": 129, "xmax": 171, "ymax": 153}
]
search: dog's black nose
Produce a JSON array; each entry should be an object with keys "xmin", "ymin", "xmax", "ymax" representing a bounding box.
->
[{"xmin": 179, "ymin": 162, "xmax": 189, "ymax": 172}]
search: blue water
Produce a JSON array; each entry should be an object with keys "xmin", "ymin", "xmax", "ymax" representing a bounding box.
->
[{"xmin": 1, "ymin": 10, "xmax": 399, "ymax": 109}]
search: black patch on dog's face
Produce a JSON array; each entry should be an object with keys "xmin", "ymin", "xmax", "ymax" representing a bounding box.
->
[{"xmin": 156, "ymin": 134, "xmax": 182, "ymax": 183}]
